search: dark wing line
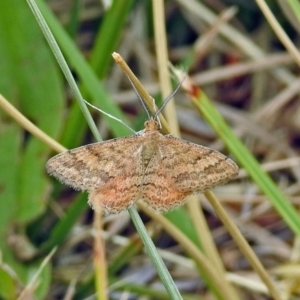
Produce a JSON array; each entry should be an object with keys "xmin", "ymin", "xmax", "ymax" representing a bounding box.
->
[
  {"xmin": 46, "ymin": 134, "xmax": 144, "ymax": 191},
  {"xmin": 158, "ymin": 135, "xmax": 239, "ymax": 192}
]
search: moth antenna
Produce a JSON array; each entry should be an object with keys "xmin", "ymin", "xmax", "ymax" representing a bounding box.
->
[
  {"xmin": 124, "ymin": 74, "xmax": 151, "ymax": 120},
  {"xmin": 154, "ymin": 75, "xmax": 186, "ymax": 120},
  {"xmin": 83, "ymin": 100, "xmax": 136, "ymax": 134},
  {"xmin": 156, "ymin": 115, "xmax": 162, "ymax": 130}
]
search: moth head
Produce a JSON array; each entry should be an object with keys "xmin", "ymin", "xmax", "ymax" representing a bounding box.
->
[{"xmin": 144, "ymin": 118, "xmax": 160, "ymax": 132}]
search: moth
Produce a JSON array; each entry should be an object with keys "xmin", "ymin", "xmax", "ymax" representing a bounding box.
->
[{"xmin": 46, "ymin": 80, "xmax": 238, "ymax": 215}]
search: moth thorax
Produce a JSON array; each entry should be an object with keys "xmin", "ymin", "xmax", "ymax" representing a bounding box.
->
[{"xmin": 141, "ymin": 137, "xmax": 159, "ymax": 163}]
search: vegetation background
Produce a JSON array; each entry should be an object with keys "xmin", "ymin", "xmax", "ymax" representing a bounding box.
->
[{"xmin": 0, "ymin": 0, "xmax": 300, "ymax": 299}]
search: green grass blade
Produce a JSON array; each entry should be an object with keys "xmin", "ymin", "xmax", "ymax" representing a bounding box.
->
[
  {"xmin": 90, "ymin": 0, "xmax": 135, "ymax": 77},
  {"xmin": 27, "ymin": 1, "xmax": 183, "ymax": 298},
  {"xmin": 27, "ymin": 0, "xmax": 101, "ymax": 141},
  {"xmin": 285, "ymin": 0, "xmax": 300, "ymax": 24},
  {"xmin": 34, "ymin": 0, "xmax": 132, "ymax": 138},
  {"xmin": 128, "ymin": 207, "xmax": 183, "ymax": 300},
  {"xmin": 192, "ymin": 88, "xmax": 300, "ymax": 236},
  {"xmin": 39, "ymin": 193, "xmax": 87, "ymax": 254}
]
